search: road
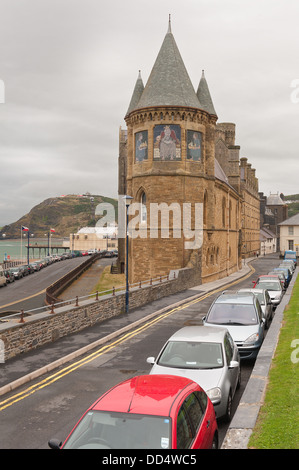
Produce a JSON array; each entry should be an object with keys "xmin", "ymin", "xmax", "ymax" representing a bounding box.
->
[
  {"xmin": 0, "ymin": 257, "xmax": 94, "ymax": 314},
  {"xmin": 0, "ymin": 255, "xmax": 283, "ymax": 449}
]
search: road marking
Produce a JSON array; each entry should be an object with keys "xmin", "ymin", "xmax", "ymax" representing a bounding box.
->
[
  {"xmin": 0, "ymin": 289, "xmax": 46, "ymax": 310},
  {"xmin": 0, "ymin": 264, "xmax": 255, "ymax": 412}
]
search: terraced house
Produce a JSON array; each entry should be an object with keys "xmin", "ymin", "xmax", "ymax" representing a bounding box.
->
[{"xmin": 118, "ymin": 20, "xmax": 260, "ymax": 286}]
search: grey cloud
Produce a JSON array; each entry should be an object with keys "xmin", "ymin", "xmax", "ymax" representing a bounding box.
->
[{"xmin": 0, "ymin": 0, "xmax": 299, "ymax": 226}]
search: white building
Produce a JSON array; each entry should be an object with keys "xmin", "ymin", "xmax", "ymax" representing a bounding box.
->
[
  {"xmin": 278, "ymin": 213, "xmax": 299, "ymax": 256},
  {"xmin": 69, "ymin": 225, "xmax": 118, "ymax": 252},
  {"xmin": 260, "ymin": 226, "xmax": 277, "ymax": 255}
]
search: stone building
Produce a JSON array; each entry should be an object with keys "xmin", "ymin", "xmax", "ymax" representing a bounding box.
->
[
  {"xmin": 118, "ymin": 20, "xmax": 260, "ymax": 285},
  {"xmin": 259, "ymin": 192, "xmax": 288, "ymax": 252}
]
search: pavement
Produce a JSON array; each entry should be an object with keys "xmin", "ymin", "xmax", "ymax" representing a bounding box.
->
[{"xmin": 0, "ymin": 254, "xmax": 295, "ymax": 449}]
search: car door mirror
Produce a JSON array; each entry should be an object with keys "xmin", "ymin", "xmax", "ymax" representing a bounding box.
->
[
  {"xmin": 229, "ymin": 360, "xmax": 239, "ymax": 369},
  {"xmin": 202, "ymin": 316, "xmax": 206, "ymax": 323},
  {"xmin": 146, "ymin": 357, "xmax": 155, "ymax": 365},
  {"xmin": 48, "ymin": 438, "xmax": 62, "ymax": 449}
]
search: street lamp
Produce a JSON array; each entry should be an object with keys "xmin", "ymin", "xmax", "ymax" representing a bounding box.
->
[{"xmin": 123, "ymin": 195, "xmax": 133, "ymax": 313}]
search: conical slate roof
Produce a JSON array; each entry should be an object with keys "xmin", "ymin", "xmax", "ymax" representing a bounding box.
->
[
  {"xmin": 196, "ymin": 70, "xmax": 217, "ymax": 116},
  {"xmin": 133, "ymin": 20, "xmax": 201, "ymax": 111},
  {"xmin": 126, "ymin": 70, "xmax": 144, "ymax": 116}
]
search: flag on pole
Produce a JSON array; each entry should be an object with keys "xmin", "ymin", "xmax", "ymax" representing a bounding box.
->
[
  {"xmin": 50, "ymin": 228, "xmax": 56, "ymax": 233},
  {"xmin": 22, "ymin": 226, "xmax": 29, "ymax": 231}
]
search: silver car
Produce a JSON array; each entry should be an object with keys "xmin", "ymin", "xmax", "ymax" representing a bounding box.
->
[
  {"xmin": 203, "ymin": 292, "xmax": 265, "ymax": 361},
  {"xmin": 147, "ymin": 326, "xmax": 240, "ymax": 422},
  {"xmin": 238, "ymin": 288, "xmax": 274, "ymax": 329},
  {"xmin": 254, "ymin": 278, "xmax": 283, "ymax": 306}
]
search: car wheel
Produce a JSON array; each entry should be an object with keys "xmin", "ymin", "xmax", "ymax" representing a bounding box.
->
[{"xmin": 224, "ymin": 391, "xmax": 233, "ymax": 423}]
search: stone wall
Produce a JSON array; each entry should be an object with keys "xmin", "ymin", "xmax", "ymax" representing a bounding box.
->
[{"xmin": 0, "ymin": 266, "xmax": 199, "ymax": 361}]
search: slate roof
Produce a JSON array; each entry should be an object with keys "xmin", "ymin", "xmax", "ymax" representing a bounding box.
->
[
  {"xmin": 266, "ymin": 193, "xmax": 285, "ymax": 206},
  {"xmin": 278, "ymin": 213, "xmax": 299, "ymax": 226},
  {"xmin": 126, "ymin": 70, "xmax": 144, "ymax": 117},
  {"xmin": 196, "ymin": 70, "xmax": 217, "ymax": 116},
  {"xmin": 127, "ymin": 20, "xmax": 202, "ymax": 114}
]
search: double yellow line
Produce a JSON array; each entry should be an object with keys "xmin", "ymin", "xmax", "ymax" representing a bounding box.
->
[{"xmin": 0, "ymin": 264, "xmax": 255, "ymax": 412}]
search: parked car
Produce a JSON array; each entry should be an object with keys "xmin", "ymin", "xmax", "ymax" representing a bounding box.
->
[
  {"xmin": 10, "ymin": 266, "xmax": 24, "ymax": 279},
  {"xmin": 48, "ymin": 375, "xmax": 218, "ymax": 449},
  {"xmin": 268, "ymin": 271, "xmax": 286, "ymax": 290},
  {"xmin": 24, "ymin": 264, "xmax": 35, "ymax": 274},
  {"xmin": 203, "ymin": 292, "xmax": 265, "ymax": 360},
  {"xmin": 0, "ymin": 268, "xmax": 7, "ymax": 287},
  {"xmin": 30, "ymin": 262, "xmax": 41, "ymax": 272},
  {"xmin": 81, "ymin": 251, "xmax": 89, "ymax": 256},
  {"xmin": 276, "ymin": 266, "xmax": 292, "ymax": 286},
  {"xmin": 88, "ymin": 249, "xmax": 98, "ymax": 255},
  {"xmin": 238, "ymin": 288, "xmax": 273, "ymax": 328},
  {"xmin": 147, "ymin": 326, "xmax": 240, "ymax": 422},
  {"xmin": 283, "ymin": 250, "xmax": 297, "ymax": 266},
  {"xmin": 253, "ymin": 277, "xmax": 283, "ymax": 307},
  {"xmin": 19, "ymin": 265, "xmax": 30, "ymax": 276},
  {"xmin": 4, "ymin": 269, "xmax": 15, "ymax": 283},
  {"xmin": 280, "ymin": 259, "xmax": 296, "ymax": 274}
]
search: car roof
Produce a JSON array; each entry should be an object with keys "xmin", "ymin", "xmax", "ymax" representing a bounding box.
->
[
  {"xmin": 257, "ymin": 274, "xmax": 280, "ymax": 282},
  {"xmin": 91, "ymin": 375, "xmax": 199, "ymax": 416},
  {"xmin": 214, "ymin": 292, "xmax": 255, "ymax": 304},
  {"xmin": 258, "ymin": 275, "xmax": 281, "ymax": 280},
  {"xmin": 167, "ymin": 325, "xmax": 228, "ymax": 342},
  {"xmin": 238, "ymin": 288, "xmax": 266, "ymax": 294}
]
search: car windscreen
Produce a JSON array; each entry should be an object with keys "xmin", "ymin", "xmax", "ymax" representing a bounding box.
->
[
  {"xmin": 256, "ymin": 281, "xmax": 281, "ymax": 291},
  {"xmin": 207, "ymin": 303, "xmax": 258, "ymax": 325},
  {"xmin": 157, "ymin": 340, "xmax": 224, "ymax": 369},
  {"xmin": 63, "ymin": 411, "xmax": 171, "ymax": 449}
]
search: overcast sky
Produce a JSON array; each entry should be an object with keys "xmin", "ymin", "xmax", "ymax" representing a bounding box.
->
[{"xmin": 0, "ymin": 0, "xmax": 299, "ymax": 226}]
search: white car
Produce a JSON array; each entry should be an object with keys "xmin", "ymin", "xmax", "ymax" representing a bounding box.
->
[
  {"xmin": 147, "ymin": 325, "xmax": 240, "ymax": 422},
  {"xmin": 238, "ymin": 288, "xmax": 274, "ymax": 328},
  {"xmin": 254, "ymin": 279, "xmax": 283, "ymax": 306}
]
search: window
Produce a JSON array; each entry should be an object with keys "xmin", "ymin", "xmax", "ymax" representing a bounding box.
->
[
  {"xmin": 176, "ymin": 407, "xmax": 193, "ymax": 449},
  {"xmin": 288, "ymin": 226, "xmax": 294, "ymax": 235},
  {"xmin": 224, "ymin": 334, "xmax": 233, "ymax": 364},
  {"xmin": 288, "ymin": 240, "xmax": 294, "ymax": 250},
  {"xmin": 184, "ymin": 393, "xmax": 204, "ymax": 433},
  {"xmin": 176, "ymin": 392, "xmax": 207, "ymax": 449}
]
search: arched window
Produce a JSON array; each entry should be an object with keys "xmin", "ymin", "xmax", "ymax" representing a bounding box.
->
[{"xmin": 141, "ymin": 192, "xmax": 147, "ymax": 223}]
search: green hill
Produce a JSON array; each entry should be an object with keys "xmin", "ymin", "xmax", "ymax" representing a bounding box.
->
[
  {"xmin": 281, "ymin": 193, "xmax": 299, "ymax": 218},
  {"xmin": 0, "ymin": 194, "xmax": 118, "ymax": 239}
]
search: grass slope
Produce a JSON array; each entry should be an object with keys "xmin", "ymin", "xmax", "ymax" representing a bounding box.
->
[{"xmin": 249, "ymin": 275, "xmax": 299, "ymax": 449}]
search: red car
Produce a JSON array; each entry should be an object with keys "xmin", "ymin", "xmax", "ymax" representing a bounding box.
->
[{"xmin": 48, "ymin": 374, "xmax": 218, "ymax": 449}]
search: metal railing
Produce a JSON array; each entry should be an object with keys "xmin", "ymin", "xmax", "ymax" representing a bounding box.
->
[{"xmin": 0, "ymin": 272, "xmax": 178, "ymax": 323}]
